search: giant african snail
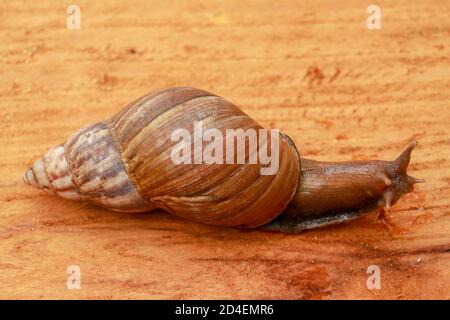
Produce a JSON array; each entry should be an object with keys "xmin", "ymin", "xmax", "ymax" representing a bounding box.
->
[{"xmin": 23, "ymin": 87, "xmax": 423, "ymax": 233}]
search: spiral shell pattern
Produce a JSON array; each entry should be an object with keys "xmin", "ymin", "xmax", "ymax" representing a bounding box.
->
[
  {"xmin": 23, "ymin": 87, "xmax": 301, "ymax": 227},
  {"xmin": 23, "ymin": 145, "xmax": 85, "ymax": 201}
]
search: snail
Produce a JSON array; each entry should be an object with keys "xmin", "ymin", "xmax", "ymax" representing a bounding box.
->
[{"xmin": 23, "ymin": 87, "xmax": 423, "ymax": 233}]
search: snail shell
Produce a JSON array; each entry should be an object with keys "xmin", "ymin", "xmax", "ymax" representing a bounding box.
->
[{"xmin": 24, "ymin": 87, "xmax": 301, "ymax": 228}]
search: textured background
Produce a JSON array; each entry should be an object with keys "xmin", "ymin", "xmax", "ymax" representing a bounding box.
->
[{"xmin": 0, "ymin": 0, "xmax": 449, "ymax": 299}]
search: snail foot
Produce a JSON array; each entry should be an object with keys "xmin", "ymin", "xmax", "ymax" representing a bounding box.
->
[{"xmin": 262, "ymin": 211, "xmax": 360, "ymax": 234}]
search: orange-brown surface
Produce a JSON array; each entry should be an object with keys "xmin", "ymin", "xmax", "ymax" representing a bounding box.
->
[{"xmin": 0, "ymin": 0, "xmax": 449, "ymax": 299}]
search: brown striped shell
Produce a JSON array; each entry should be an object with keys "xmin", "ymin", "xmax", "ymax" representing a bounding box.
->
[{"xmin": 23, "ymin": 87, "xmax": 301, "ymax": 228}]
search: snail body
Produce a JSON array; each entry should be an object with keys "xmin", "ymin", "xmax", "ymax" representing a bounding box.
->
[
  {"xmin": 24, "ymin": 87, "xmax": 423, "ymax": 232},
  {"xmin": 266, "ymin": 144, "xmax": 423, "ymax": 232}
]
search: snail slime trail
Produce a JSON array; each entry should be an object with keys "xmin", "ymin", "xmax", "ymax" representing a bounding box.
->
[{"xmin": 170, "ymin": 120, "xmax": 280, "ymax": 175}]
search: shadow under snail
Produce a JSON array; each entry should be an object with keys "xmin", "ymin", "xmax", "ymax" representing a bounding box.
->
[{"xmin": 23, "ymin": 87, "xmax": 424, "ymax": 233}]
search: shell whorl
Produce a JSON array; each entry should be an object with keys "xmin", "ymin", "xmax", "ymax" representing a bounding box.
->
[
  {"xmin": 24, "ymin": 87, "xmax": 301, "ymax": 227},
  {"xmin": 23, "ymin": 145, "xmax": 84, "ymax": 201},
  {"xmin": 64, "ymin": 121, "xmax": 155, "ymax": 212},
  {"xmin": 24, "ymin": 122, "xmax": 154, "ymax": 213},
  {"xmin": 109, "ymin": 87, "xmax": 301, "ymax": 227}
]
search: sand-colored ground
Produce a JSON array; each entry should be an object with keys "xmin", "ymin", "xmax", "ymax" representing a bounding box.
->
[{"xmin": 0, "ymin": 0, "xmax": 449, "ymax": 299}]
